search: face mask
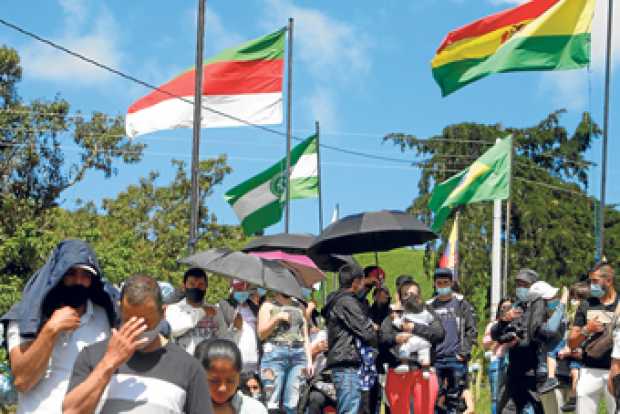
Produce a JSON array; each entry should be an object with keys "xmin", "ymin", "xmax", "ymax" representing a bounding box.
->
[
  {"xmin": 516, "ymin": 287, "xmax": 530, "ymax": 302},
  {"xmin": 185, "ymin": 288, "xmax": 206, "ymax": 304},
  {"xmin": 136, "ymin": 327, "xmax": 160, "ymax": 350},
  {"xmin": 570, "ymin": 299, "xmax": 580, "ymax": 308},
  {"xmin": 251, "ymin": 391, "xmax": 262, "ymax": 400},
  {"xmin": 257, "ymin": 288, "xmax": 267, "ymax": 297},
  {"xmin": 437, "ymin": 287, "xmax": 452, "ymax": 297},
  {"xmin": 233, "ymin": 291, "xmax": 250, "ymax": 303},
  {"xmin": 547, "ymin": 299, "xmax": 560, "ymax": 311},
  {"xmin": 59, "ymin": 284, "xmax": 90, "ymax": 309},
  {"xmin": 590, "ymin": 283, "xmax": 605, "ymax": 298},
  {"xmin": 301, "ymin": 288, "xmax": 313, "ymax": 299},
  {"xmin": 356, "ymin": 287, "xmax": 368, "ymax": 299}
]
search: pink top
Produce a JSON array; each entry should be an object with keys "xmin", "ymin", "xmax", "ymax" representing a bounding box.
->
[{"xmin": 483, "ymin": 321, "xmax": 508, "ymax": 359}]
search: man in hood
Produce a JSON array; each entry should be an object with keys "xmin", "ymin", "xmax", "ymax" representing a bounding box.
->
[
  {"xmin": 322, "ymin": 264, "xmax": 377, "ymax": 414},
  {"xmin": 1, "ymin": 239, "xmax": 115, "ymax": 414}
]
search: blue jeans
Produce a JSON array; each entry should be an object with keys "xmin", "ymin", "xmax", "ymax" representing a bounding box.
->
[
  {"xmin": 332, "ymin": 367, "xmax": 362, "ymax": 414},
  {"xmin": 488, "ymin": 357, "xmax": 507, "ymax": 414},
  {"xmin": 260, "ymin": 343, "xmax": 307, "ymax": 414},
  {"xmin": 434, "ymin": 357, "xmax": 468, "ymax": 414}
]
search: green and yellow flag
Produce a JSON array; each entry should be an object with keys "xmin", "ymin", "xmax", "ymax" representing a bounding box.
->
[
  {"xmin": 429, "ymin": 136, "xmax": 512, "ymax": 231},
  {"xmin": 431, "ymin": 0, "xmax": 594, "ymax": 96}
]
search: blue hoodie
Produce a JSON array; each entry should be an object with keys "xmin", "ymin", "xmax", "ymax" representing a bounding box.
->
[{"xmin": 1, "ymin": 240, "xmax": 116, "ymax": 341}]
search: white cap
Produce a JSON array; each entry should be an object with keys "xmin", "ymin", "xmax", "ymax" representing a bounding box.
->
[
  {"xmin": 73, "ymin": 264, "xmax": 98, "ymax": 276},
  {"xmin": 528, "ymin": 281, "xmax": 559, "ymax": 300}
]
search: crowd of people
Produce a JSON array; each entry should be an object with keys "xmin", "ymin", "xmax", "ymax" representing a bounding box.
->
[{"xmin": 2, "ymin": 239, "xmax": 620, "ymax": 414}]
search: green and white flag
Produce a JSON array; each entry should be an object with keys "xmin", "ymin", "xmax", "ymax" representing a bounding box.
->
[{"xmin": 225, "ymin": 134, "xmax": 318, "ymax": 235}]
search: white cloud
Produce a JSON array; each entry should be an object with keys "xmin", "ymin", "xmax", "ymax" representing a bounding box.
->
[
  {"xmin": 261, "ymin": 0, "xmax": 372, "ymax": 82},
  {"xmin": 21, "ymin": 1, "xmax": 122, "ymax": 85}
]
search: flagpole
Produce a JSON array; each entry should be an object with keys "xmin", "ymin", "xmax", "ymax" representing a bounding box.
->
[
  {"xmin": 503, "ymin": 135, "xmax": 515, "ymax": 295},
  {"xmin": 491, "ymin": 139, "xmax": 502, "ymax": 321},
  {"xmin": 316, "ymin": 121, "xmax": 324, "ymax": 233},
  {"xmin": 284, "ymin": 17, "xmax": 294, "ymax": 234},
  {"xmin": 189, "ymin": 0, "xmax": 206, "ymax": 253},
  {"xmin": 599, "ymin": 0, "xmax": 614, "ymax": 259}
]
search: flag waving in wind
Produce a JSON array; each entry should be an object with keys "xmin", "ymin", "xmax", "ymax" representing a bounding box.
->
[
  {"xmin": 439, "ymin": 215, "xmax": 459, "ymax": 281},
  {"xmin": 126, "ymin": 28, "xmax": 286, "ymax": 137},
  {"xmin": 432, "ymin": 0, "xmax": 594, "ymax": 96},
  {"xmin": 429, "ymin": 136, "xmax": 512, "ymax": 231},
  {"xmin": 225, "ymin": 135, "xmax": 318, "ymax": 235}
]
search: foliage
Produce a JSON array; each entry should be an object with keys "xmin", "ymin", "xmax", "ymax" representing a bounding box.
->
[{"xmin": 385, "ymin": 110, "xmax": 620, "ymax": 322}]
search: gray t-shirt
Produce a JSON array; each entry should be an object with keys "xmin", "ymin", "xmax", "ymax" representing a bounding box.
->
[{"xmin": 67, "ymin": 339, "xmax": 213, "ymax": 414}]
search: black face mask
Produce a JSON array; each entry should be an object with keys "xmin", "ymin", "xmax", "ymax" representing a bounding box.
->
[
  {"xmin": 185, "ymin": 288, "xmax": 206, "ymax": 304},
  {"xmin": 54, "ymin": 284, "xmax": 90, "ymax": 309}
]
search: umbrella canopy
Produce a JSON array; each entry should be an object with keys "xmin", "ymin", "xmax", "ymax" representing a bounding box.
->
[
  {"xmin": 249, "ymin": 251, "xmax": 326, "ymax": 288},
  {"xmin": 242, "ymin": 232, "xmax": 354, "ymax": 273},
  {"xmin": 179, "ymin": 248, "xmax": 303, "ymax": 298},
  {"xmin": 309, "ymin": 210, "xmax": 438, "ymax": 255},
  {"xmin": 242, "ymin": 233, "xmax": 315, "ymax": 253}
]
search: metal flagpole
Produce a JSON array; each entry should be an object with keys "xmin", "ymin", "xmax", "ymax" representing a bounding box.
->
[
  {"xmin": 188, "ymin": 0, "xmax": 206, "ymax": 253},
  {"xmin": 503, "ymin": 136, "xmax": 515, "ymax": 295},
  {"xmin": 284, "ymin": 17, "xmax": 294, "ymax": 233},
  {"xmin": 491, "ymin": 139, "xmax": 502, "ymax": 321},
  {"xmin": 316, "ymin": 120, "xmax": 327, "ymax": 304},
  {"xmin": 599, "ymin": 0, "xmax": 614, "ymax": 258}
]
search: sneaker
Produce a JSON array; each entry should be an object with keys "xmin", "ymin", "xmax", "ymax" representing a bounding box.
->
[
  {"xmin": 561, "ymin": 396, "xmax": 576, "ymax": 412},
  {"xmin": 538, "ymin": 377, "xmax": 559, "ymax": 394},
  {"xmin": 394, "ymin": 364, "xmax": 410, "ymax": 374}
]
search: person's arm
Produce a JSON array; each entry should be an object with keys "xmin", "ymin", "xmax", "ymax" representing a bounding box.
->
[
  {"xmin": 380, "ymin": 315, "xmax": 411, "ymax": 348},
  {"xmin": 609, "ymin": 359, "xmax": 620, "ymax": 395},
  {"xmin": 303, "ymin": 318, "xmax": 314, "ymax": 376},
  {"xmin": 337, "ymin": 297, "xmax": 377, "ymax": 347},
  {"xmin": 10, "ymin": 307, "xmax": 81, "ymax": 392},
  {"xmin": 459, "ymin": 301, "xmax": 478, "ymax": 360},
  {"xmin": 410, "ymin": 308, "xmax": 445, "ymax": 345},
  {"xmin": 568, "ymin": 302, "xmax": 604, "ymax": 349},
  {"xmin": 482, "ymin": 323, "xmax": 496, "ymax": 351},
  {"xmin": 63, "ymin": 317, "xmax": 148, "ymax": 414},
  {"xmin": 165, "ymin": 303, "xmax": 206, "ymax": 338},
  {"xmin": 257, "ymin": 303, "xmax": 288, "ymax": 341}
]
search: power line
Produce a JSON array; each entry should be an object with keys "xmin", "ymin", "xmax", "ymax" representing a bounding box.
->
[{"xmin": 0, "ymin": 18, "xmax": 418, "ymax": 165}]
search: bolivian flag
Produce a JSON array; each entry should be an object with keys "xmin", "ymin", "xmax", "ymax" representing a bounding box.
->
[{"xmin": 431, "ymin": 0, "xmax": 594, "ymax": 96}]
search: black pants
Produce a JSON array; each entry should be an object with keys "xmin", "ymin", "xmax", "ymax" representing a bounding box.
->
[
  {"xmin": 358, "ymin": 382, "xmax": 381, "ymax": 414},
  {"xmin": 307, "ymin": 389, "xmax": 336, "ymax": 414},
  {"xmin": 498, "ymin": 373, "xmax": 544, "ymax": 414}
]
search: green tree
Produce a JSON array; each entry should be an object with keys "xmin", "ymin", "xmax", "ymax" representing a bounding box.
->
[{"xmin": 385, "ymin": 110, "xmax": 620, "ymax": 319}]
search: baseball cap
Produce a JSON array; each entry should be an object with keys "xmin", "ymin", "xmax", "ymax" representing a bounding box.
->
[
  {"xmin": 73, "ymin": 264, "xmax": 97, "ymax": 276},
  {"xmin": 231, "ymin": 279, "xmax": 249, "ymax": 291},
  {"xmin": 434, "ymin": 268, "xmax": 453, "ymax": 280},
  {"xmin": 515, "ymin": 268, "xmax": 539, "ymax": 285},
  {"xmin": 528, "ymin": 281, "xmax": 559, "ymax": 300}
]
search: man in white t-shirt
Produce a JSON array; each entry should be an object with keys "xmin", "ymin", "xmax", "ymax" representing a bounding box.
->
[
  {"xmin": 166, "ymin": 268, "xmax": 229, "ymax": 355},
  {"xmin": 1, "ymin": 240, "xmax": 115, "ymax": 414}
]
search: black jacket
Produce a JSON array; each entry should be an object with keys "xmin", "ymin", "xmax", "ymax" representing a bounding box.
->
[
  {"xmin": 427, "ymin": 294, "xmax": 478, "ymax": 360},
  {"xmin": 491, "ymin": 297, "xmax": 548, "ymax": 375},
  {"xmin": 322, "ymin": 290, "xmax": 378, "ymax": 369},
  {"xmin": 379, "ymin": 305, "xmax": 446, "ymax": 368}
]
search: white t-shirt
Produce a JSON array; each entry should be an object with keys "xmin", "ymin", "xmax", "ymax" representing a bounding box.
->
[
  {"xmin": 7, "ymin": 300, "xmax": 110, "ymax": 414},
  {"xmin": 237, "ymin": 304, "xmax": 259, "ymax": 367},
  {"xmin": 166, "ymin": 299, "xmax": 228, "ymax": 355},
  {"xmin": 612, "ymin": 326, "xmax": 620, "ymax": 360}
]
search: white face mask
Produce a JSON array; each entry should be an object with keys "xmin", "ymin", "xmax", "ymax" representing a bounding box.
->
[
  {"xmin": 570, "ymin": 299, "xmax": 580, "ymax": 308},
  {"xmin": 136, "ymin": 328, "xmax": 159, "ymax": 350}
]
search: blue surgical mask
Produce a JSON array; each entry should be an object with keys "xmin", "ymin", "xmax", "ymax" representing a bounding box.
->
[
  {"xmin": 256, "ymin": 288, "xmax": 267, "ymax": 297},
  {"xmin": 516, "ymin": 287, "xmax": 530, "ymax": 302},
  {"xmin": 590, "ymin": 283, "xmax": 605, "ymax": 298},
  {"xmin": 301, "ymin": 287, "xmax": 313, "ymax": 299},
  {"xmin": 233, "ymin": 291, "xmax": 250, "ymax": 303},
  {"xmin": 547, "ymin": 299, "xmax": 560, "ymax": 311},
  {"xmin": 357, "ymin": 287, "xmax": 368, "ymax": 299},
  {"xmin": 437, "ymin": 287, "xmax": 452, "ymax": 297}
]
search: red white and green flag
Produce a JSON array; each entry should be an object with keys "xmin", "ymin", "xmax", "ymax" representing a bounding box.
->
[{"xmin": 126, "ymin": 28, "xmax": 286, "ymax": 138}]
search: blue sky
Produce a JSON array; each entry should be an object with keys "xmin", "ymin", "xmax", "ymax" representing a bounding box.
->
[{"xmin": 2, "ymin": 0, "xmax": 619, "ymax": 235}]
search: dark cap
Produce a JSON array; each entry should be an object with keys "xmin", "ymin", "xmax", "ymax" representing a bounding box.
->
[
  {"xmin": 339, "ymin": 264, "xmax": 364, "ymax": 288},
  {"xmin": 395, "ymin": 275, "xmax": 413, "ymax": 290},
  {"xmin": 434, "ymin": 268, "xmax": 453, "ymax": 280},
  {"xmin": 515, "ymin": 268, "xmax": 538, "ymax": 285}
]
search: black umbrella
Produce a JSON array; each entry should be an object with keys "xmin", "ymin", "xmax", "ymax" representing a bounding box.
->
[
  {"xmin": 242, "ymin": 233, "xmax": 315, "ymax": 253},
  {"xmin": 242, "ymin": 232, "xmax": 356, "ymax": 273},
  {"xmin": 179, "ymin": 248, "xmax": 303, "ymax": 298},
  {"xmin": 309, "ymin": 210, "xmax": 438, "ymax": 256}
]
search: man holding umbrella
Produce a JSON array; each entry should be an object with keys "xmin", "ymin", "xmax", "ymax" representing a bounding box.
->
[{"xmin": 322, "ymin": 264, "xmax": 378, "ymax": 414}]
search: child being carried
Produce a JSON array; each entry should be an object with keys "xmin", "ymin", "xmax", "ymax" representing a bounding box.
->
[{"xmin": 393, "ymin": 293, "xmax": 433, "ymax": 377}]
